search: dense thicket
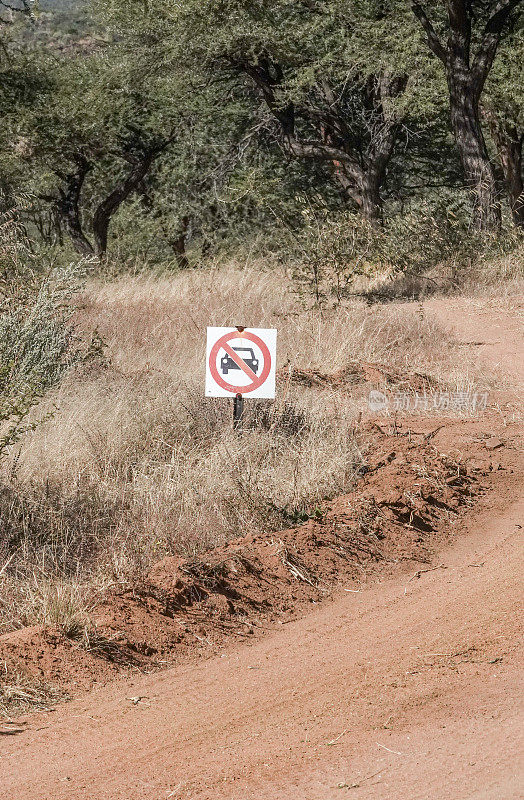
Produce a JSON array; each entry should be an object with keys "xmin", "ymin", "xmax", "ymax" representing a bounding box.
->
[{"xmin": 0, "ymin": 0, "xmax": 522, "ymax": 268}]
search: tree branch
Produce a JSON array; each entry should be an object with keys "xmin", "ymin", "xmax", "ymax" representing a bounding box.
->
[
  {"xmin": 0, "ymin": 0, "xmax": 34, "ymax": 20},
  {"xmin": 412, "ymin": 3, "xmax": 447, "ymax": 62},
  {"xmin": 49, "ymin": 155, "xmax": 94, "ymax": 256},
  {"xmin": 235, "ymin": 57, "xmax": 364, "ymax": 180},
  {"xmin": 471, "ymin": 0, "xmax": 523, "ymax": 91},
  {"xmin": 91, "ymin": 142, "xmax": 169, "ymax": 256},
  {"xmin": 285, "ymin": 137, "xmax": 363, "ymax": 179},
  {"xmin": 446, "ymin": 0, "xmax": 471, "ymax": 35}
]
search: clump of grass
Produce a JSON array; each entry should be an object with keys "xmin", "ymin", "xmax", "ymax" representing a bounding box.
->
[
  {"xmin": 0, "ymin": 676, "xmax": 66, "ymax": 720},
  {"xmin": 0, "ymin": 568, "xmax": 98, "ymax": 636},
  {"xmin": 16, "ymin": 579, "xmax": 91, "ymax": 636}
]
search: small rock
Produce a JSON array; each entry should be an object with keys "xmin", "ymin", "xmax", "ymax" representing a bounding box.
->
[
  {"xmin": 467, "ymin": 459, "xmax": 492, "ymax": 474},
  {"xmin": 484, "ymin": 437, "xmax": 504, "ymax": 451}
]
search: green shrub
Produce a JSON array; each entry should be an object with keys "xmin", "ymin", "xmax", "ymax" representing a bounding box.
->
[
  {"xmin": 0, "ymin": 203, "xmax": 83, "ymax": 456},
  {"xmin": 289, "ymin": 197, "xmax": 522, "ymax": 303}
]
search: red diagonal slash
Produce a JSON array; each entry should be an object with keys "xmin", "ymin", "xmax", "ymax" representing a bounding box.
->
[{"xmin": 221, "ymin": 341, "xmax": 258, "ymax": 381}]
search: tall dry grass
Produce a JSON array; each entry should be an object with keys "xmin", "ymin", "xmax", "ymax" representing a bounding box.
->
[{"xmin": 0, "ymin": 264, "xmax": 484, "ymax": 633}]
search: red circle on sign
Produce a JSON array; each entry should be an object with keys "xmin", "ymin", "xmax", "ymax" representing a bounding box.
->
[{"xmin": 209, "ymin": 331, "xmax": 271, "ymax": 395}]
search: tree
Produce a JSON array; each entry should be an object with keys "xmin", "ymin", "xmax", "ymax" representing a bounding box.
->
[
  {"xmin": 483, "ymin": 24, "xmax": 524, "ymax": 227},
  {"xmin": 233, "ymin": 56, "xmax": 407, "ymax": 225},
  {"xmin": 4, "ymin": 0, "xmax": 523, "ymax": 265},
  {"xmin": 100, "ymin": 0, "xmax": 418, "ymax": 226},
  {"xmin": 412, "ymin": 0, "xmax": 523, "ymax": 231},
  {"xmin": 16, "ymin": 48, "xmax": 179, "ymax": 257},
  {"xmin": 490, "ymin": 117, "xmax": 523, "ymax": 227},
  {"xmin": 44, "ymin": 142, "xmax": 170, "ymax": 258}
]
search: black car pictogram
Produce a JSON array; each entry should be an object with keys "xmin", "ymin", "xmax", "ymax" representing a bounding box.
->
[{"xmin": 221, "ymin": 347, "xmax": 259, "ymax": 375}]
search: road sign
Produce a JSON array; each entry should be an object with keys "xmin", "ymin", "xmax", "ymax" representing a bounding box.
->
[{"xmin": 206, "ymin": 327, "xmax": 277, "ymax": 398}]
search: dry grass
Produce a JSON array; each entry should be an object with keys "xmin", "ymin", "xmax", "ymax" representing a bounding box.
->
[
  {"xmin": 0, "ymin": 576, "xmax": 93, "ymax": 636},
  {"xmin": 0, "ymin": 678, "xmax": 65, "ymax": 720},
  {"xmin": 462, "ymin": 240, "xmax": 524, "ymax": 300},
  {"xmin": 0, "ymin": 263, "xmax": 487, "ymax": 634}
]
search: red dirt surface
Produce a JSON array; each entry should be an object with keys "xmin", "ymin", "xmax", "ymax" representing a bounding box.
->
[
  {"xmin": 424, "ymin": 295, "xmax": 524, "ymax": 388},
  {"xmin": 1, "ymin": 296, "xmax": 522, "ymax": 800},
  {"xmin": 2, "ymin": 416, "xmax": 517, "ymax": 696}
]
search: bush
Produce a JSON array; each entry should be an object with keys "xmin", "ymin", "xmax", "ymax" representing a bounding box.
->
[
  {"xmin": 0, "ymin": 202, "xmax": 83, "ymax": 457},
  {"xmin": 289, "ymin": 197, "xmax": 523, "ymax": 303}
]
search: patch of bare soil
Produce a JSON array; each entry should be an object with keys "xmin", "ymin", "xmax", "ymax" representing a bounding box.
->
[
  {"xmin": 1, "ymin": 411, "xmax": 519, "ymax": 705},
  {"xmin": 0, "ymin": 426, "xmax": 521, "ymax": 800},
  {"xmin": 423, "ymin": 294, "xmax": 524, "ymax": 389}
]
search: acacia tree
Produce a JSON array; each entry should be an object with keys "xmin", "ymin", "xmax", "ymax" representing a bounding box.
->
[
  {"xmin": 45, "ymin": 140, "xmax": 170, "ymax": 258},
  {"xmin": 412, "ymin": 0, "xmax": 523, "ymax": 231},
  {"xmin": 99, "ymin": 0, "xmax": 418, "ymax": 226},
  {"xmin": 483, "ymin": 26, "xmax": 523, "ymax": 227},
  {"xmin": 17, "ymin": 50, "xmax": 180, "ymax": 257},
  {"xmin": 216, "ymin": 1, "xmax": 413, "ymax": 225},
  {"xmin": 230, "ymin": 57, "xmax": 407, "ymax": 225}
]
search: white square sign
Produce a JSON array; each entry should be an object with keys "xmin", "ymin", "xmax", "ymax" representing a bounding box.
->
[{"xmin": 205, "ymin": 327, "xmax": 277, "ymax": 398}]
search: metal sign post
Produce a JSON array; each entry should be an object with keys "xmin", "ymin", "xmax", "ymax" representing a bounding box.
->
[
  {"xmin": 233, "ymin": 392, "xmax": 244, "ymax": 431},
  {"xmin": 233, "ymin": 328, "xmax": 245, "ymax": 433}
]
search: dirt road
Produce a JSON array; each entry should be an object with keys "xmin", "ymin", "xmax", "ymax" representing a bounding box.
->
[
  {"xmin": 423, "ymin": 295, "xmax": 524, "ymax": 387},
  {"xmin": 2, "ymin": 490, "xmax": 522, "ymax": 800},
  {"xmin": 2, "ymin": 297, "xmax": 523, "ymax": 800}
]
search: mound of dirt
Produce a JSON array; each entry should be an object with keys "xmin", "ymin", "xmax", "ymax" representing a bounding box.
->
[
  {"xmin": 2, "ymin": 414, "xmax": 517, "ymax": 708},
  {"xmin": 280, "ymin": 360, "xmax": 441, "ymax": 394},
  {"xmin": 0, "ymin": 625, "xmax": 126, "ymax": 696}
]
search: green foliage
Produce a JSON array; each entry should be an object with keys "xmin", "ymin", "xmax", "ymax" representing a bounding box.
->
[
  {"xmin": 0, "ymin": 0, "xmax": 522, "ymax": 271},
  {"xmin": 289, "ymin": 195, "xmax": 519, "ymax": 304},
  {"xmin": 0, "ymin": 205, "xmax": 82, "ymax": 456},
  {"xmin": 484, "ymin": 24, "xmax": 524, "ymax": 139}
]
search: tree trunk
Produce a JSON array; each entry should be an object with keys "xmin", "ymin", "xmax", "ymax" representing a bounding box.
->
[
  {"xmin": 485, "ymin": 113, "xmax": 523, "ymax": 229},
  {"xmin": 326, "ymin": 74, "xmax": 404, "ymax": 225},
  {"xmin": 448, "ymin": 73, "xmax": 501, "ymax": 231},
  {"xmin": 411, "ymin": 1, "xmax": 520, "ymax": 234},
  {"xmin": 92, "ymin": 153, "xmax": 155, "ymax": 257},
  {"xmin": 62, "ymin": 210, "xmax": 95, "ymax": 256},
  {"xmin": 501, "ymin": 130, "xmax": 524, "ymax": 228},
  {"xmin": 53, "ymin": 157, "xmax": 95, "ymax": 256},
  {"xmin": 169, "ymin": 215, "xmax": 190, "ymax": 267},
  {"xmin": 331, "ymin": 162, "xmax": 383, "ymax": 225},
  {"xmin": 359, "ymin": 181, "xmax": 383, "ymax": 225}
]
